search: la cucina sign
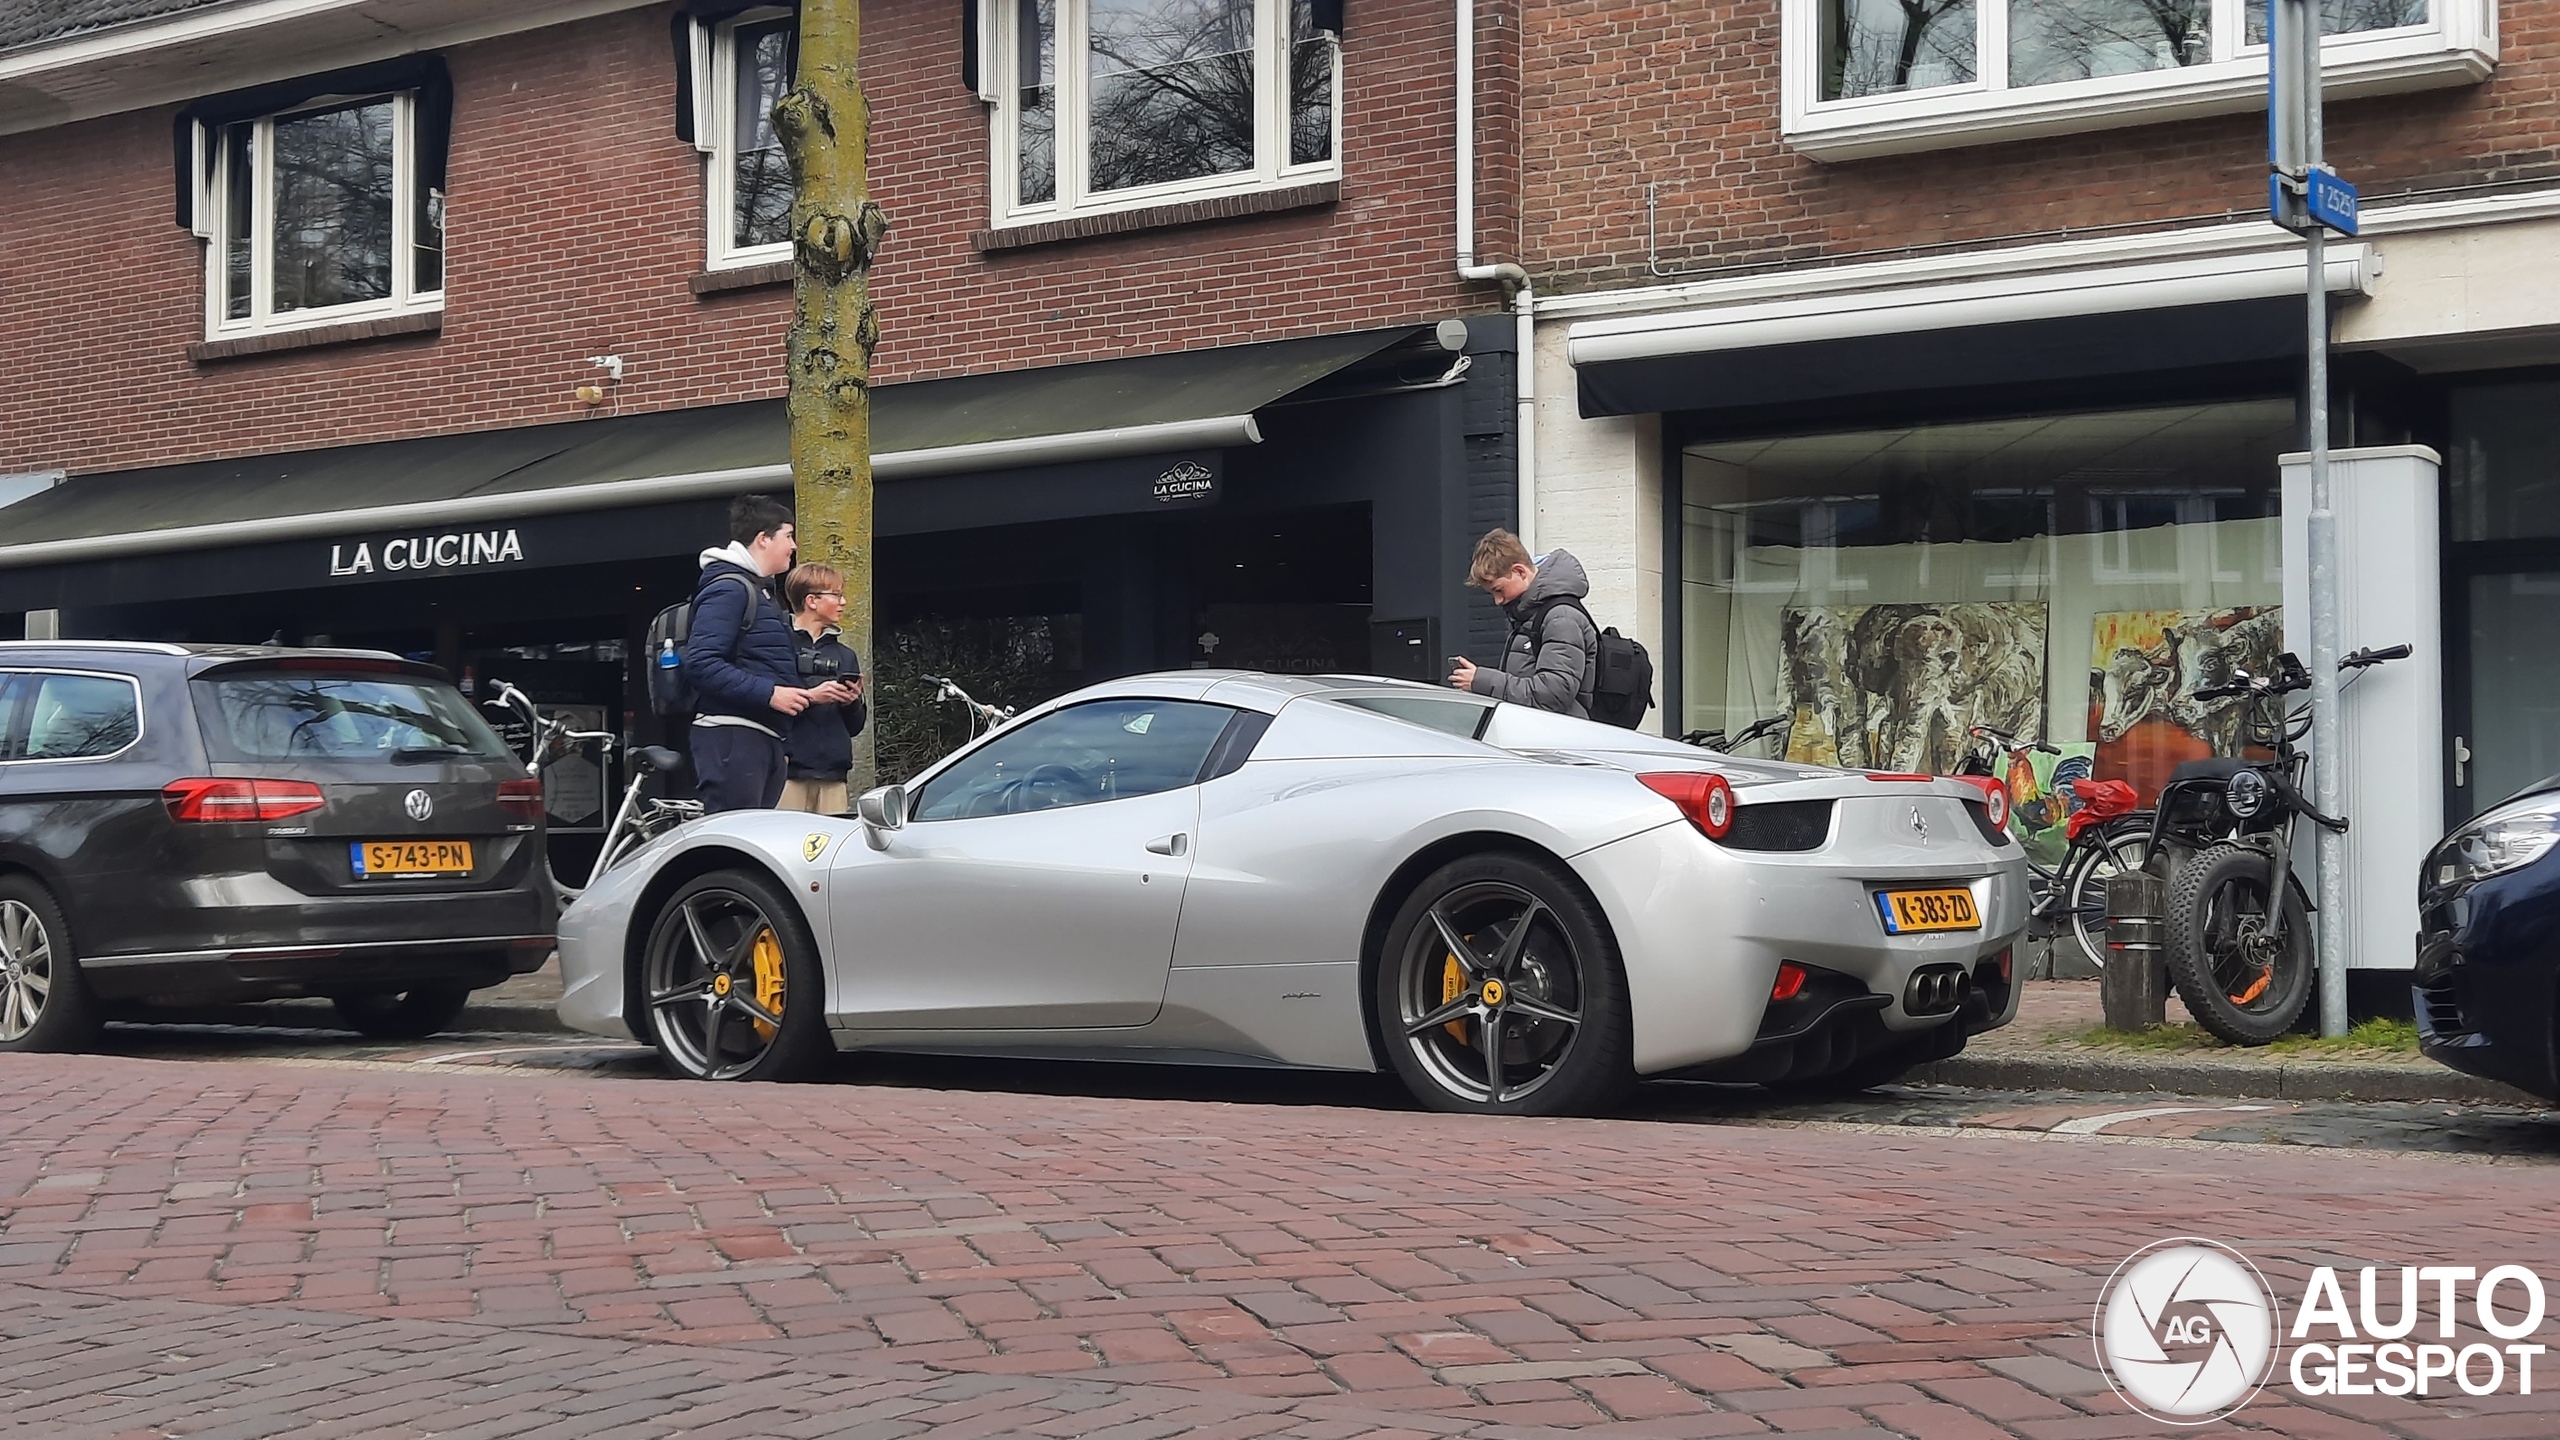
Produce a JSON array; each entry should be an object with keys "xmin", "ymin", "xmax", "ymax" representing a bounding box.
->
[{"xmin": 329, "ymin": 529, "xmax": 526, "ymax": 577}]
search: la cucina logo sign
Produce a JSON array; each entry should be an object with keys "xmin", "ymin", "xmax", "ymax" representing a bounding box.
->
[{"xmin": 329, "ymin": 529, "xmax": 525, "ymax": 577}]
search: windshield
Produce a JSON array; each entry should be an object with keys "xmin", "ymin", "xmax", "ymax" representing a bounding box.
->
[{"xmin": 193, "ymin": 672, "xmax": 516, "ymax": 763}]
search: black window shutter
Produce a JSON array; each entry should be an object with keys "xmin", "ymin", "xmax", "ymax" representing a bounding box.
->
[
  {"xmin": 961, "ymin": 0, "xmax": 981, "ymax": 94},
  {"xmin": 676, "ymin": 1, "xmax": 800, "ymax": 142},
  {"xmin": 1312, "ymin": 0, "xmax": 1343, "ymax": 34},
  {"xmin": 173, "ymin": 55, "xmax": 454, "ymax": 230},
  {"xmin": 672, "ymin": 10, "xmax": 701, "ymax": 145}
]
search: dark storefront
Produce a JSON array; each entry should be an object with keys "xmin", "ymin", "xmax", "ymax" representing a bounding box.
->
[{"xmin": 0, "ymin": 324, "xmax": 1518, "ymax": 865}]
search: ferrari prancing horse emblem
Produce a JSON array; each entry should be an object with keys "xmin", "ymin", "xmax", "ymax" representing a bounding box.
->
[{"xmin": 803, "ymin": 833, "xmax": 830, "ymax": 862}]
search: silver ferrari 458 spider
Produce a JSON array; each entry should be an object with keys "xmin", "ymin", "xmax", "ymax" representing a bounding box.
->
[{"xmin": 557, "ymin": 672, "xmax": 2028, "ymax": 1115}]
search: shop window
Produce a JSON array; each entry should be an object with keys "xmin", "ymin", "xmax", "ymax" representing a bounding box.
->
[
  {"xmin": 990, "ymin": 0, "xmax": 1339, "ymax": 229},
  {"xmin": 1678, "ymin": 401, "xmax": 2291, "ymax": 838},
  {"xmin": 1784, "ymin": 0, "xmax": 2493, "ymax": 158},
  {"xmin": 706, "ymin": 10, "xmax": 797, "ymax": 271},
  {"xmin": 201, "ymin": 93, "xmax": 443, "ymax": 338},
  {"xmin": 2448, "ymin": 381, "xmax": 2560, "ymax": 543}
]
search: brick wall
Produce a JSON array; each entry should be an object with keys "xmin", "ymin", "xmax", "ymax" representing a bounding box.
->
[
  {"xmin": 1522, "ymin": 0, "xmax": 2560, "ymax": 295},
  {"xmin": 0, "ymin": 0, "xmax": 1495, "ymax": 478}
]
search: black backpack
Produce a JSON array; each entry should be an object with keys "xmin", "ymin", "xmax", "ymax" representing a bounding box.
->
[
  {"xmin": 1516, "ymin": 595, "xmax": 1655, "ymax": 730},
  {"xmin": 644, "ymin": 572, "xmax": 759, "ymax": 717}
]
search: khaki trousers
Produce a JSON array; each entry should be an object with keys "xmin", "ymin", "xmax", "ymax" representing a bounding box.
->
[{"xmin": 778, "ymin": 778, "xmax": 850, "ymax": 814}]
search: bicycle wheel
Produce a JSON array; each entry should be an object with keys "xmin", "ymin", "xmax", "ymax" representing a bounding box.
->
[{"xmin": 2062, "ymin": 822, "xmax": 2154, "ymax": 973}]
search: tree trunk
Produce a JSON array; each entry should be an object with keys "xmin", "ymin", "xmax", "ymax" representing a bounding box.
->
[{"xmin": 776, "ymin": 0, "xmax": 890, "ymax": 791}]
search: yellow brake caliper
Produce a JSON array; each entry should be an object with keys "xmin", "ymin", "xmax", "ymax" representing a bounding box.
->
[
  {"xmin": 750, "ymin": 927, "xmax": 786, "ymax": 1039},
  {"xmin": 1442, "ymin": 953, "xmax": 1469, "ymax": 1042}
]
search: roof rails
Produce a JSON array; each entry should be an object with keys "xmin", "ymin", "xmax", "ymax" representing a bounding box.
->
[{"xmin": 0, "ymin": 639, "xmax": 189, "ymax": 656}]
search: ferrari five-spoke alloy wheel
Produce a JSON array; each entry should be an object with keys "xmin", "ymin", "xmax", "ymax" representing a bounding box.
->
[
  {"xmin": 0, "ymin": 877, "xmax": 97, "ymax": 1053},
  {"xmin": 642, "ymin": 869, "xmax": 827, "ymax": 1081},
  {"xmin": 1379, "ymin": 853, "xmax": 1632, "ymax": 1116}
]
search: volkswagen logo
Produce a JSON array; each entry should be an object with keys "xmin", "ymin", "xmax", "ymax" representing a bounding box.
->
[
  {"xmin": 404, "ymin": 789, "xmax": 434, "ymax": 822},
  {"xmin": 1908, "ymin": 805, "xmax": 1929, "ymax": 840},
  {"xmin": 2092, "ymin": 1238, "xmax": 2279, "ymax": 1423}
]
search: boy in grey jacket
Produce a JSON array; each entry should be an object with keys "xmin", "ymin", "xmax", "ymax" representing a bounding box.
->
[{"xmin": 1449, "ymin": 528, "xmax": 1597, "ymax": 718}]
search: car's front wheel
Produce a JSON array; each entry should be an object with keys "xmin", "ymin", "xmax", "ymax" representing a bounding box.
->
[
  {"xmin": 1377, "ymin": 852, "xmax": 1632, "ymax": 1116},
  {"xmin": 641, "ymin": 869, "xmax": 828, "ymax": 1081}
]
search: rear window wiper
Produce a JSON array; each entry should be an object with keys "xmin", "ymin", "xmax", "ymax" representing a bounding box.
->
[{"xmin": 391, "ymin": 746, "xmax": 479, "ymax": 764}]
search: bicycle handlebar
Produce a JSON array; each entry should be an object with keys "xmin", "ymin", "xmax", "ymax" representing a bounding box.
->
[{"xmin": 2341, "ymin": 643, "xmax": 2412, "ymax": 670}]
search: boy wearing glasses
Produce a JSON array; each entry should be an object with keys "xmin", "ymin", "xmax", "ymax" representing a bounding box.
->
[{"xmin": 779, "ymin": 562, "xmax": 868, "ymax": 813}]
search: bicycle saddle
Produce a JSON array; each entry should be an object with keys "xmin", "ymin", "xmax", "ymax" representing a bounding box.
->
[{"xmin": 629, "ymin": 745, "xmax": 684, "ymax": 773}]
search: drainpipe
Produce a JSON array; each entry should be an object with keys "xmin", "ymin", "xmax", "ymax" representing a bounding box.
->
[{"xmin": 1454, "ymin": 0, "xmax": 1536, "ymax": 550}]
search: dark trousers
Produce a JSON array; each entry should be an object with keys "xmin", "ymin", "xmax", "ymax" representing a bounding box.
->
[{"xmin": 691, "ymin": 723, "xmax": 787, "ymax": 813}]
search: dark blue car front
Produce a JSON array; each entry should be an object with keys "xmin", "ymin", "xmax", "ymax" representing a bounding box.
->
[{"xmin": 2415, "ymin": 779, "xmax": 2560, "ymax": 1100}]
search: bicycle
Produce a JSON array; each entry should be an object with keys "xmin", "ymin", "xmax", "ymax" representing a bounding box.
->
[
  {"xmin": 486, "ymin": 681, "xmax": 703, "ymax": 903},
  {"xmin": 1683, "ymin": 714, "xmax": 1787, "ymax": 755},
  {"xmin": 1956, "ymin": 723, "xmax": 2154, "ymax": 974},
  {"xmin": 2151, "ymin": 643, "xmax": 2409, "ymax": 1044},
  {"xmin": 922, "ymin": 673, "xmax": 1016, "ymax": 743}
]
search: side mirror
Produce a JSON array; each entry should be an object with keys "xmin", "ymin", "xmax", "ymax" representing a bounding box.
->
[{"xmin": 856, "ymin": 783, "xmax": 906, "ymax": 848}]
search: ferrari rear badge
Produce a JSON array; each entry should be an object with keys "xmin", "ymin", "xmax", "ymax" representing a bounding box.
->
[{"xmin": 1908, "ymin": 806, "xmax": 1929, "ymax": 840}]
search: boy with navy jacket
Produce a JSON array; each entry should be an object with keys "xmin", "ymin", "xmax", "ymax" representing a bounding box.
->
[{"xmin": 685, "ymin": 495, "xmax": 851, "ymax": 812}]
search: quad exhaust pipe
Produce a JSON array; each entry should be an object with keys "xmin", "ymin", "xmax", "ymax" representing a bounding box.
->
[{"xmin": 1904, "ymin": 964, "xmax": 1973, "ymax": 1016}]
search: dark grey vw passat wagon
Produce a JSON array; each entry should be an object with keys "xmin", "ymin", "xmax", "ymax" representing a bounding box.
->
[{"xmin": 0, "ymin": 642, "xmax": 556, "ymax": 1049}]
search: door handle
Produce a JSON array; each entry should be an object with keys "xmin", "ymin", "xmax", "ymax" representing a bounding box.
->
[
  {"xmin": 1145, "ymin": 833, "xmax": 1188, "ymax": 857},
  {"xmin": 2454, "ymin": 735, "xmax": 2471, "ymax": 788}
]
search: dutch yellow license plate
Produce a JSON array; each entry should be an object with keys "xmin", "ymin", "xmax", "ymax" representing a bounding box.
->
[
  {"xmin": 1876, "ymin": 887, "xmax": 1980, "ymax": 935},
  {"xmin": 351, "ymin": 841, "xmax": 473, "ymax": 877}
]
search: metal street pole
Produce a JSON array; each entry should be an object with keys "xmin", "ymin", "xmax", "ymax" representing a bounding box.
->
[{"xmin": 2292, "ymin": 0, "xmax": 2349, "ymax": 1037}]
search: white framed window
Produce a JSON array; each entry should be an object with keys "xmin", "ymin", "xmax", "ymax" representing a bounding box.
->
[
  {"xmin": 1782, "ymin": 0, "xmax": 2495, "ymax": 159},
  {"xmin": 989, "ymin": 0, "xmax": 1340, "ymax": 230},
  {"xmin": 706, "ymin": 9, "xmax": 797, "ymax": 270},
  {"xmin": 203, "ymin": 92, "xmax": 443, "ymax": 339}
]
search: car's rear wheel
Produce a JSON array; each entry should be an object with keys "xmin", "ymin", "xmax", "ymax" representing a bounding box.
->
[
  {"xmin": 641, "ymin": 869, "xmax": 828, "ymax": 1081},
  {"xmin": 332, "ymin": 984, "xmax": 472, "ymax": 1040},
  {"xmin": 0, "ymin": 877, "xmax": 97, "ymax": 1053},
  {"xmin": 1377, "ymin": 852, "xmax": 1632, "ymax": 1116}
]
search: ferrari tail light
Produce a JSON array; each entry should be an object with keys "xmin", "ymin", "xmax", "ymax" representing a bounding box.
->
[
  {"xmin": 1951, "ymin": 774, "xmax": 2010, "ymax": 829},
  {"xmin": 1771, "ymin": 961, "xmax": 1807, "ymax": 1001},
  {"xmin": 1640, "ymin": 771, "xmax": 1735, "ymax": 840},
  {"xmin": 1864, "ymin": 773, "xmax": 1933, "ymax": 783},
  {"xmin": 163, "ymin": 778, "xmax": 326, "ymax": 823},
  {"xmin": 497, "ymin": 777, "xmax": 545, "ymax": 822}
]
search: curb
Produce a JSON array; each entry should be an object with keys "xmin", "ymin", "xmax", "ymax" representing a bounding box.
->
[{"xmin": 1914, "ymin": 1050, "xmax": 2546, "ymax": 1107}]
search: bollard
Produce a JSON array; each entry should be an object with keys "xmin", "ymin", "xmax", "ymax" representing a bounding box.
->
[{"xmin": 2102, "ymin": 870, "xmax": 2170, "ymax": 1031}]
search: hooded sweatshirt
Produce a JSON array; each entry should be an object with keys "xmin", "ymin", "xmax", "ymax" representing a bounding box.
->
[
  {"xmin": 1467, "ymin": 548, "xmax": 1598, "ymax": 718},
  {"xmin": 684, "ymin": 543, "xmax": 801, "ymax": 735}
]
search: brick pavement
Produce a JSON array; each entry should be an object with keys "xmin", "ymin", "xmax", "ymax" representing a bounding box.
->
[{"xmin": 0, "ymin": 1051, "xmax": 2555, "ymax": 1437}]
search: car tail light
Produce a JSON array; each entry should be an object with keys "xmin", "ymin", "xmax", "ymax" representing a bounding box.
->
[
  {"xmin": 1771, "ymin": 961, "xmax": 1807, "ymax": 1001},
  {"xmin": 497, "ymin": 777, "xmax": 545, "ymax": 822},
  {"xmin": 162, "ymin": 778, "xmax": 326, "ymax": 822},
  {"xmin": 1864, "ymin": 773, "xmax": 1933, "ymax": 783},
  {"xmin": 1950, "ymin": 774, "xmax": 2010, "ymax": 829},
  {"xmin": 1640, "ymin": 771, "xmax": 1735, "ymax": 840}
]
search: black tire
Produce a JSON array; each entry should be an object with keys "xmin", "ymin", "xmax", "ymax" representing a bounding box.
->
[
  {"xmin": 0, "ymin": 876, "xmax": 98, "ymax": 1053},
  {"xmin": 2165, "ymin": 842, "xmax": 2313, "ymax": 1045},
  {"xmin": 1375, "ymin": 851, "xmax": 1633, "ymax": 1116},
  {"xmin": 332, "ymin": 984, "xmax": 473, "ymax": 1040},
  {"xmin": 2062, "ymin": 823, "xmax": 2155, "ymax": 973},
  {"xmin": 640, "ymin": 868, "xmax": 829, "ymax": 1081}
]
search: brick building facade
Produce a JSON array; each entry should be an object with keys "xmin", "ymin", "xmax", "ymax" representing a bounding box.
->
[
  {"xmin": 1516, "ymin": 0, "xmax": 2560, "ymax": 998},
  {"xmin": 0, "ymin": 0, "xmax": 1536, "ymax": 827}
]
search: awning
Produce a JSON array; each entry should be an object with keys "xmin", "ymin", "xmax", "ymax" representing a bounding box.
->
[
  {"xmin": 1570, "ymin": 247, "xmax": 2374, "ymax": 419},
  {"xmin": 0, "ymin": 327, "xmax": 1410, "ymax": 573}
]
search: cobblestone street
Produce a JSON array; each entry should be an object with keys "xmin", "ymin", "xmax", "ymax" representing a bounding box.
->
[{"xmin": 3, "ymin": 1047, "xmax": 2557, "ymax": 1437}]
